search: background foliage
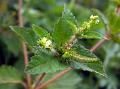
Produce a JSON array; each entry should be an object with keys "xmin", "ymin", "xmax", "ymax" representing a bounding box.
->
[{"xmin": 0, "ymin": 0, "xmax": 120, "ymax": 89}]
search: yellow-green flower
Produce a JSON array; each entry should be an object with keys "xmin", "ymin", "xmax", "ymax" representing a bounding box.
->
[{"xmin": 37, "ymin": 37, "xmax": 52, "ymax": 49}]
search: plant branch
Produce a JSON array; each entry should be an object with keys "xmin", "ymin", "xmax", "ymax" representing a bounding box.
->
[
  {"xmin": 18, "ymin": 0, "xmax": 32, "ymax": 88},
  {"xmin": 34, "ymin": 73, "xmax": 46, "ymax": 89},
  {"xmin": 36, "ymin": 32, "xmax": 110, "ymax": 89},
  {"xmin": 36, "ymin": 67, "xmax": 73, "ymax": 89}
]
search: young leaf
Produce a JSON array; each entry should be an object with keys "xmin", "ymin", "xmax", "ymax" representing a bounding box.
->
[
  {"xmin": 32, "ymin": 24, "xmax": 51, "ymax": 38},
  {"xmin": 25, "ymin": 49, "xmax": 67, "ymax": 75},
  {"xmin": 10, "ymin": 26, "xmax": 37, "ymax": 47},
  {"xmin": 52, "ymin": 6, "xmax": 78, "ymax": 48},
  {"xmin": 62, "ymin": 5, "xmax": 78, "ymax": 33},
  {"xmin": 0, "ymin": 66, "xmax": 23, "ymax": 84},
  {"xmin": 62, "ymin": 5, "xmax": 78, "ymax": 27},
  {"xmin": 52, "ymin": 18, "xmax": 74, "ymax": 48},
  {"xmin": 62, "ymin": 43, "xmax": 106, "ymax": 76}
]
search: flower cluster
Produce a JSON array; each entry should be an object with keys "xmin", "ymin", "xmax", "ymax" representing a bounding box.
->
[
  {"xmin": 37, "ymin": 37, "xmax": 53, "ymax": 49},
  {"xmin": 79, "ymin": 15, "xmax": 100, "ymax": 31},
  {"xmin": 90, "ymin": 15, "xmax": 100, "ymax": 24}
]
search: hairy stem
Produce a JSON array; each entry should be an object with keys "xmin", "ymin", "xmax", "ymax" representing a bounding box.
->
[
  {"xmin": 18, "ymin": 0, "xmax": 32, "ymax": 88},
  {"xmin": 64, "ymin": 35, "xmax": 77, "ymax": 50}
]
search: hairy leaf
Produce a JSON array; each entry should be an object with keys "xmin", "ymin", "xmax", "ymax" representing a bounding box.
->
[
  {"xmin": 52, "ymin": 18, "xmax": 74, "ymax": 48},
  {"xmin": 52, "ymin": 6, "xmax": 78, "ymax": 48},
  {"xmin": 25, "ymin": 49, "xmax": 67, "ymax": 74},
  {"xmin": 0, "ymin": 66, "xmax": 22, "ymax": 84},
  {"xmin": 62, "ymin": 43, "xmax": 106, "ymax": 76},
  {"xmin": 71, "ymin": 61, "xmax": 105, "ymax": 76},
  {"xmin": 62, "ymin": 5, "xmax": 78, "ymax": 27}
]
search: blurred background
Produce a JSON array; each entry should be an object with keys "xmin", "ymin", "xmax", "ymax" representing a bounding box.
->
[{"xmin": 0, "ymin": 0, "xmax": 120, "ymax": 89}]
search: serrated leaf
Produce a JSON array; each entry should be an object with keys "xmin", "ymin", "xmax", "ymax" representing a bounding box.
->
[
  {"xmin": 62, "ymin": 5, "xmax": 78, "ymax": 27},
  {"xmin": 0, "ymin": 66, "xmax": 23, "ymax": 84},
  {"xmin": 52, "ymin": 18, "xmax": 74, "ymax": 47},
  {"xmin": 62, "ymin": 5, "xmax": 78, "ymax": 33},
  {"xmin": 25, "ymin": 49, "xmax": 67, "ymax": 75},
  {"xmin": 80, "ymin": 31, "xmax": 103, "ymax": 39},
  {"xmin": 71, "ymin": 61, "xmax": 105, "ymax": 76},
  {"xmin": 10, "ymin": 26, "xmax": 37, "ymax": 47},
  {"xmin": 52, "ymin": 6, "xmax": 78, "ymax": 48},
  {"xmin": 32, "ymin": 24, "xmax": 51, "ymax": 38},
  {"xmin": 62, "ymin": 43, "xmax": 106, "ymax": 76}
]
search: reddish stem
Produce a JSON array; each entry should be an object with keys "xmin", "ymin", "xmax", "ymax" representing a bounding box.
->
[
  {"xmin": 18, "ymin": 0, "xmax": 32, "ymax": 88},
  {"xmin": 36, "ymin": 67, "xmax": 73, "ymax": 89},
  {"xmin": 34, "ymin": 73, "xmax": 46, "ymax": 89},
  {"xmin": 90, "ymin": 33, "xmax": 110, "ymax": 52}
]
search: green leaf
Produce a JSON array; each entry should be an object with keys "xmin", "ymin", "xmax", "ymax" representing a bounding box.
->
[
  {"xmin": 62, "ymin": 5, "xmax": 78, "ymax": 33},
  {"xmin": 52, "ymin": 6, "xmax": 78, "ymax": 48},
  {"xmin": 0, "ymin": 66, "xmax": 23, "ymax": 84},
  {"xmin": 71, "ymin": 61, "xmax": 105, "ymax": 76},
  {"xmin": 62, "ymin": 43, "xmax": 106, "ymax": 76},
  {"xmin": 52, "ymin": 18, "xmax": 74, "ymax": 48},
  {"xmin": 10, "ymin": 26, "xmax": 37, "ymax": 47},
  {"xmin": 25, "ymin": 49, "xmax": 67, "ymax": 75},
  {"xmin": 62, "ymin": 5, "xmax": 78, "ymax": 27},
  {"xmin": 80, "ymin": 31, "xmax": 103, "ymax": 39},
  {"xmin": 32, "ymin": 24, "xmax": 51, "ymax": 38}
]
